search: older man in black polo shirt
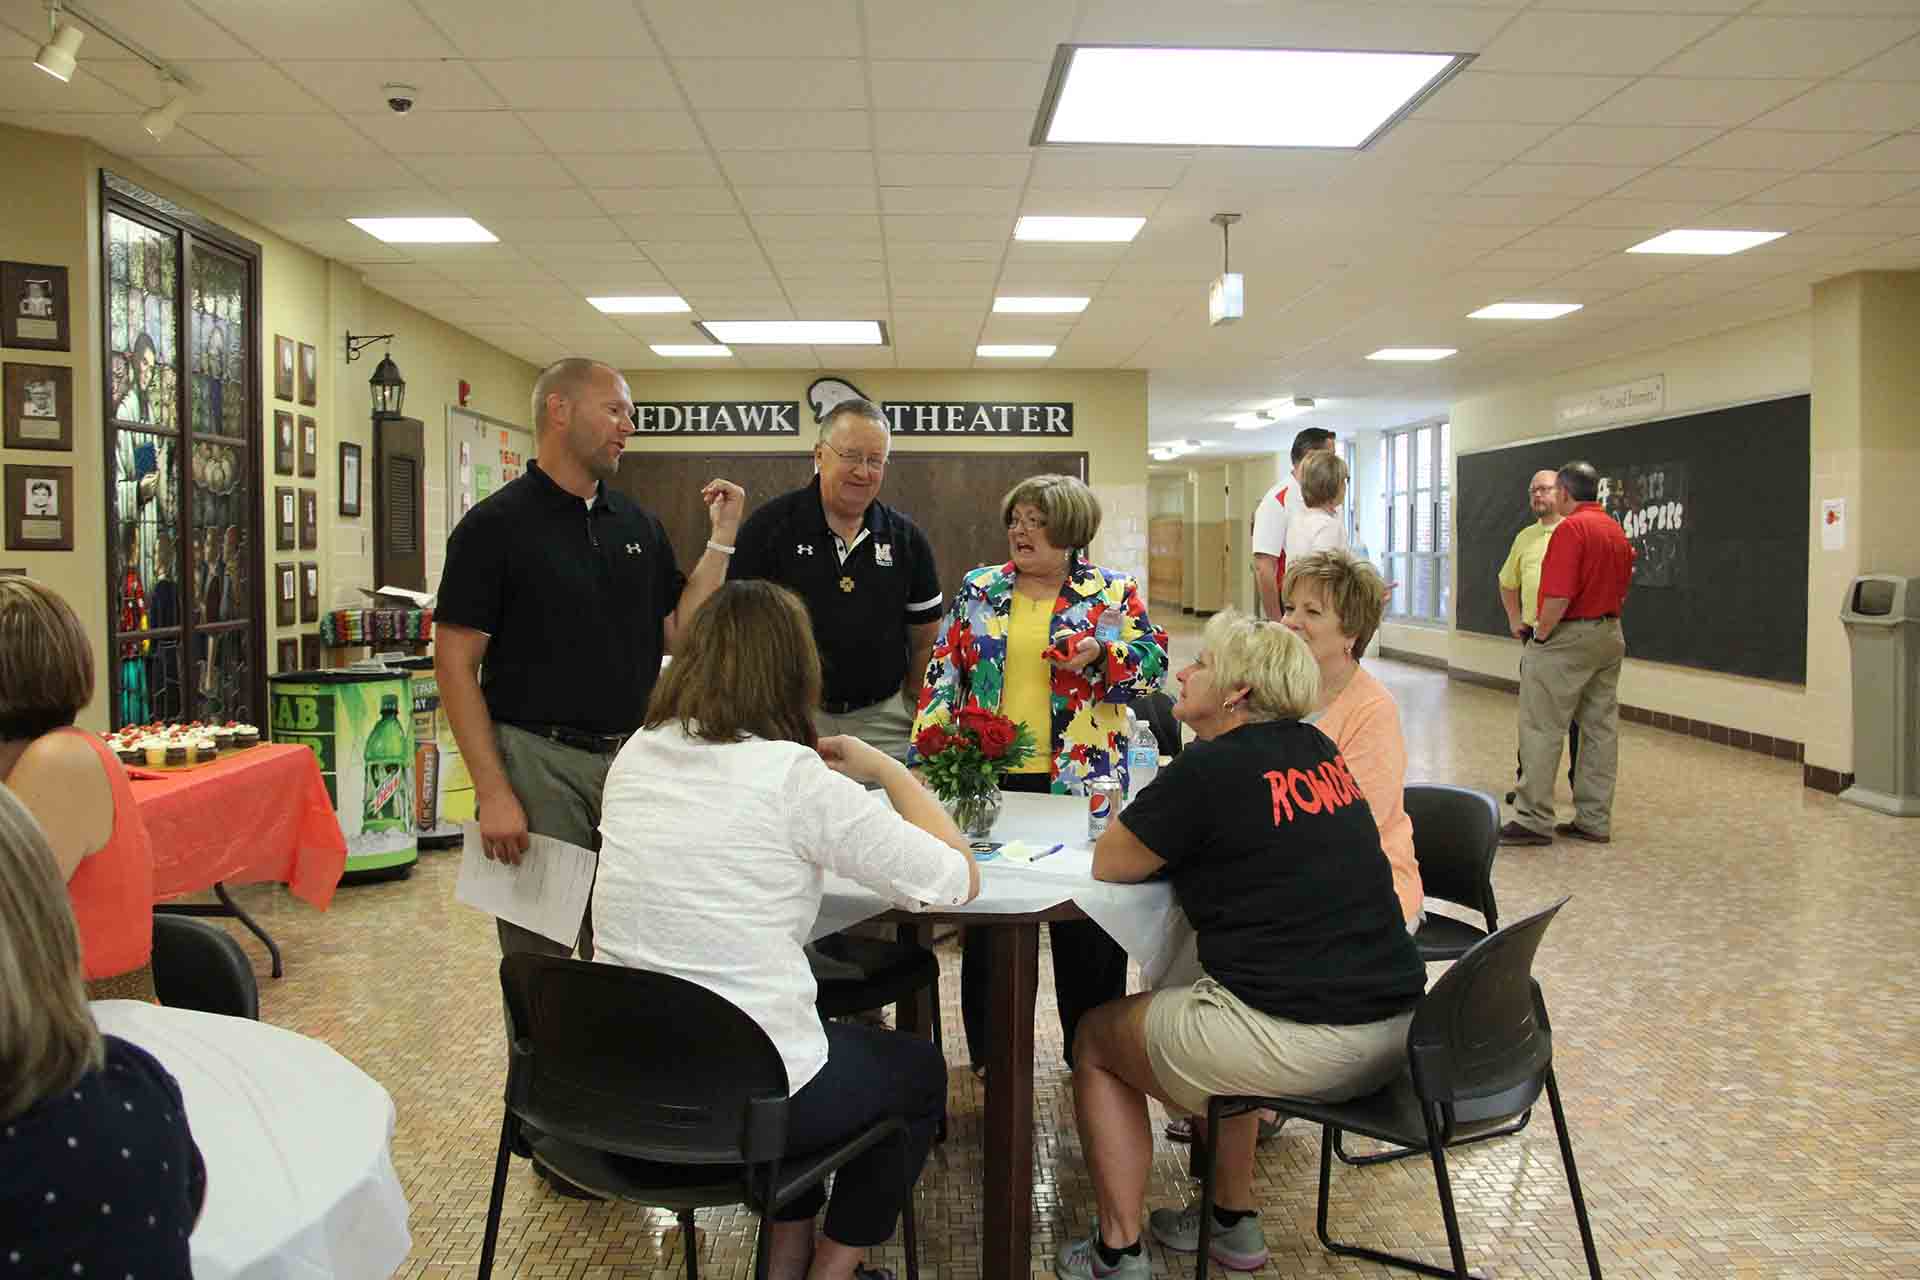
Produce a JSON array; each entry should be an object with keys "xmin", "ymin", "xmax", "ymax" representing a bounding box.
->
[
  {"xmin": 729, "ymin": 396, "xmax": 942, "ymax": 760},
  {"xmin": 435, "ymin": 357, "xmax": 744, "ymax": 960}
]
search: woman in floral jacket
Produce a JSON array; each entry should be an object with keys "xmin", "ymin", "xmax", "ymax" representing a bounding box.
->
[{"xmin": 910, "ymin": 473, "xmax": 1168, "ymax": 1071}]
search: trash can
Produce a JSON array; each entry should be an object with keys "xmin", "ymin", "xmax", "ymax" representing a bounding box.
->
[
  {"xmin": 389, "ymin": 657, "xmax": 472, "ymax": 848},
  {"xmin": 1838, "ymin": 574, "xmax": 1920, "ymax": 817},
  {"xmin": 268, "ymin": 669, "xmax": 421, "ymax": 878}
]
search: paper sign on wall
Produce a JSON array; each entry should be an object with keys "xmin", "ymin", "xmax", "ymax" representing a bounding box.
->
[{"xmin": 1821, "ymin": 498, "xmax": 1846, "ymax": 551}]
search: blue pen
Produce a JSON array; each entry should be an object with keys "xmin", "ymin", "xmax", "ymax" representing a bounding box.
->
[{"xmin": 1031, "ymin": 843, "xmax": 1064, "ymax": 861}]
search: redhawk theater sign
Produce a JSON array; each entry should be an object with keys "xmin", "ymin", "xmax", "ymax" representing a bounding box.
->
[
  {"xmin": 881, "ymin": 401, "xmax": 1072, "ymax": 436},
  {"xmin": 631, "ymin": 402, "xmax": 800, "ymax": 434},
  {"xmin": 630, "ymin": 377, "xmax": 1074, "ymax": 436}
]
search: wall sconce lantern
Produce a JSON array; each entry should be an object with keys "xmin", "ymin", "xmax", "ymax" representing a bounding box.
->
[{"xmin": 345, "ymin": 331, "xmax": 406, "ymax": 419}]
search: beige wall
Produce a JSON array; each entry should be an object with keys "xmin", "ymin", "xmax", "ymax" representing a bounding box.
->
[
  {"xmin": 1441, "ymin": 309, "xmax": 1814, "ymax": 742},
  {"xmin": 0, "ymin": 121, "xmax": 538, "ymax": 730},
  {"xmin": 619, "ymin": 367, "xmax": 1149, "ymax": 585}
]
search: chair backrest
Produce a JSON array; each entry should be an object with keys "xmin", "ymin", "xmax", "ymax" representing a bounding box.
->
[
  {"xmin": 500, "ymin": 954, "xmax": 791, "ymax": 1166},
  {"xmin": 1405, "ymin": 784, "xmax": 1499, "ymax": 928},
  {"xmin": 1136, "ymin": 690, "xmax": 1184, "ymax": 759},
  {"xmin": 151, "ymin": 915, "xmax": 259, "ymax": 1019},
  {"xmin": 1407, "ymin": 896, "xmax": 1569, "ymax": 1115}
]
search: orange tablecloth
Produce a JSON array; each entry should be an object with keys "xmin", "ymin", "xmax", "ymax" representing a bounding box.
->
[{"xmin": 129, "ymin": 744, "xmax": 347, "ymax": 909}]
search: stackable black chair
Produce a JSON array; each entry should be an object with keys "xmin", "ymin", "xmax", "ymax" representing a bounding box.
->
[
  {"xmin": 478, "ymin": 955, "xmax": 921, "ymax": 1280},
  {"xmin": 151, "ymin": 914, "xmax": 259, "ymax": 1019},
  {"xmin": 1193, "ymin": 899, "xmax": 1601, "ymax": 1280}
]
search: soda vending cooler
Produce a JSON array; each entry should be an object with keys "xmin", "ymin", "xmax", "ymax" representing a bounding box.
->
[
  {"xmin": 390, "ymin": 656, "xmax": 472, "ymax": 847},
  {"xmin": 268, "ymin": 669, "xmax": 419, "ymax": 881}
]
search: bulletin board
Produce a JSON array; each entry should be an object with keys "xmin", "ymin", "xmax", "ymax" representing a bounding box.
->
[{"xmin": 445, "ymin": 407, "xmax": 531, "ymax": 527}]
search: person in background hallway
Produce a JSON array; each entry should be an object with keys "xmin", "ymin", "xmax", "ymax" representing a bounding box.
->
[
  {"xmin": 1502, "ymin": 461, "xmax": 1636, "ymax": 847},
  {"xmin": 0, "ymin": 577, "xmax": 155, "ymax": 1002},
  {"xmin": 729, "ymin": 396, "xmax": 942, "ymax": 762},
  {"xmin": 911, "ymin": 474, "xmax": 1168, "ymax": 1073},
  {"xmin": 1498, "ymin": 469, "xmax": 1578, "ymax": 804},
  {"xmin": 1281, "ymin": 449, "xmax": 1350, "ymax": 566},
  {"xmin": 1250, "ymin": 427, "xmax": 1336, "ymax": 620},
  {"xmin": 435, "ymin": 355, "xmax": 745, "ymax": 957}
]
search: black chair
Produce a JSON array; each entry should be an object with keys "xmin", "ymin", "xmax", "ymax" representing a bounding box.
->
[
  {"xmin": 811, "ymin": 931, "xmax": 948, "ymax": 1141},
  {"xmin": 478, "ymin": 955, "xmax": 922, "ymax": 1280},
  {"xmin": 1192, "ymin": 898, "xmax": 1601, "ymax": 1280},
  {"xmin": 151, "ymin": 915, "xmax": 259, "ymax": 1019},
  {"xmin": 1408, "ymin": 784, "xmax": 1502, "ymax": 963},
  {"xmin": 1136, "ymin": 690, "xmax": 1184, "ymax": 760}
]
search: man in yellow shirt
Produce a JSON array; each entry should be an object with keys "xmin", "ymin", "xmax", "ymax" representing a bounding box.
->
[{"xmin": 1497, "ymin": 470, "xmax": 1577, "ymax": 804}]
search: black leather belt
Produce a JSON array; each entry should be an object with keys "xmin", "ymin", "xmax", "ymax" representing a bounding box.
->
[
  {"xmin": 1566, "ymin": 614, "xmax": 1620, "ymax": 622},
  {"xmin": 821, "ymin": 693, "xmax": 896, "ymax": 715},
  {"xmin": 506, "ymin": 722, "xmax": 628, "ymax": 754}
]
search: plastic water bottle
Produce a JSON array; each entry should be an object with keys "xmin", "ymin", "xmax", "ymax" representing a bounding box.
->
[{"xmin": 1125, "ymin": 711, "xmax": 1160, "ymax": 801}]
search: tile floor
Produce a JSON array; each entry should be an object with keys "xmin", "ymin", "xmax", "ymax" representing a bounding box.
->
[{"xmin": 211, "ymin": 619, "xmax": 1920, "ymax": 1278}]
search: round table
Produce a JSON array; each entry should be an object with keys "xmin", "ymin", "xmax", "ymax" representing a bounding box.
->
[{"xmin": 91, "ymin": 1001, "xmax": 411, "ymax": 1279}]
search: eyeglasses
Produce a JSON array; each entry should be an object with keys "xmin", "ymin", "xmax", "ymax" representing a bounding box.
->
[
  {"xmin": 1006, "ymin": 512, "xmax": 1050, "ymax": 532},
  {"xmin": 1529, "ymin": 485, "xmax": 1557, "ymax": 494},
  {"xmin": 823, "ymin": 443, "xmax": 888, "ymax": 470}
]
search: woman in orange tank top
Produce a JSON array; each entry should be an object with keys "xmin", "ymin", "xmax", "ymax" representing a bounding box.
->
[{"xmin": 0, "ymin": 578, "xmax": 155, "ymax": 1000}]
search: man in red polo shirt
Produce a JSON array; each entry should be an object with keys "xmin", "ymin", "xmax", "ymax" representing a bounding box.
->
[{"xmin": 1501, "ymin": 460, "xmax": 1636, "ymax": 847}]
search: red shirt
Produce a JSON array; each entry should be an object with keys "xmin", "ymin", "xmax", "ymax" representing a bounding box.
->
[
  {"xmin": 60, "ymin": 729, "xmax": 155, "ymax": 980},
  {"xmin": 1536, "ymin": 502, "xmax": 1635, "ymax": 620}
]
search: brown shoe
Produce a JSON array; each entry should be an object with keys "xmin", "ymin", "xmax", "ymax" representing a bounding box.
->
[
  {"xmin": 1554, "ymin": 822, "xmax": 1610, "ymax": 844},
  {"xmin": 1499, "ymin": 821, "xmax": 1552, "ymax": 847}
]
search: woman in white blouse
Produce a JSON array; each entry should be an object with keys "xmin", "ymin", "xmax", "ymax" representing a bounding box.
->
[
  {"xmin": 596, "ymin": 579, "xmax": 978, "ymax": 1280},
  {"xmin": 1282, "ymin": 449, "xmax": 1350, "ymax": 565}
]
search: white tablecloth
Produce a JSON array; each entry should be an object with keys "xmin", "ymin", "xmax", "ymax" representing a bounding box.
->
[
  {"xmin": 90, "ymin": 1001, "xmax": 411, "ymax": 1280},
  {"xmin": 810, "ymin": 791, "xmax": 1182, "ymax": 975}
]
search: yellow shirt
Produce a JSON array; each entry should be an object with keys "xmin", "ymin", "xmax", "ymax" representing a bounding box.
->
[
  {"xmin": 1002, "ymin": 593, "xmax": 1054, "ymax": 772},
  {"xmin": 1498, "ymin": 521, "xmax": 1558, "ymax": 626}
]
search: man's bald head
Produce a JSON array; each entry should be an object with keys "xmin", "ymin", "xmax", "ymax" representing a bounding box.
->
[{"xmin": 532, "ymin": 357, "xmax": 620, "ymax": 434}]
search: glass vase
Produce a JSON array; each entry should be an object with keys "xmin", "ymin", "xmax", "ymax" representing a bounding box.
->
[{"xmin": 945, "ymin": 784, "xmax": 1003, "ymax": 839}]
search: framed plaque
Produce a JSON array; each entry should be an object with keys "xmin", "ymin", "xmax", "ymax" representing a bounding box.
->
[
  {"xmin": 4, "ymin": 363, "xmax": 73, "ymax": 450},
  {"xmin": 4, "ymin": 464, "xmax": 74, "ymax": 550},
  {"xmin": 297, "ymin": 487, "xmax": 317, "ymax": 549},
  {"xmin": 275, "ymin": 485, "xmax": 295, "ymax": 550},
  {"xmin": 299, "ymin": 560, "xmax": 319, "ymax": 623},
  {"xmin": 275, "ymin": 562, "xmax": 296, "ymax": 626},
  {"xmin": 2, "ymin": 262, "xmax": 70, "ymax": 351}
]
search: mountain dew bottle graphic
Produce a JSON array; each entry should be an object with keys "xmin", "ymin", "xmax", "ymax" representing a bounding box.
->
[{"xmin": 362, "ymin": 694, "xmax": 413, "ymax": 834}]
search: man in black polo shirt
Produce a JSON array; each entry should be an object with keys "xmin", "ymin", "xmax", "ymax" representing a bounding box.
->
[
  {"xmin": 729, "ymin": 396, "xmax": 942, "ymax": 761},
  {"xmin": 435, "ymin": 357, "xmax": 744, "ymax": 960}
]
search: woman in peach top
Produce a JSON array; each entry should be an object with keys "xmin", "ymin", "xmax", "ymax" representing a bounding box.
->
[
  {"xmin": 1280, "ymin": 552, "xmax": 1423, "ymax": 930},
  {"xmin": 0, "ymin": 578, "xmax": 155, "ymax": 1000}
]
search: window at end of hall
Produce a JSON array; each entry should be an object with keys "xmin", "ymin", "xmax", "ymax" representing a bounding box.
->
[{"xmin": 1380, "ymin": 420, "xmax": 1450, "ymax": 624}]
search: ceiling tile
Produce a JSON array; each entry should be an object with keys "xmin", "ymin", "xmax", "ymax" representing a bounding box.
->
[
  {"xmin": 474, "ymin": 60, "xmax": 684, "ymax": 111},
  {"xmin": 1745, "ymin": 81, "xmax": 1920, "ymax": 132},
  {"xmin": 880, "ymin": 186, "xmax": 1020, "ymax": 215},
  {"xmin": 0, "ymin": 63, "xmax": 139, "ymax": 113},
  {"xmin": 1794, "ymin": 205, "xmax": 1920, "ymax": 235},
  {"xmin": 1028, "ymin": 149, "xmax": 1193, "ymax": 188},
  {"xmin": 190, "ymin": 0, "xmax": 459, "ymax": 58},
  {"xmin": 1845, "ymin": 34, "xmax": 1920, "ymax": 80},
  {"xmin": 565, "ymin": 153, "xmax": 726, "ymax": 186},
  {"xmin": 640, "ymin": 0, "xmax": 860, "ymax": 58},
  {"xmin": 1364, "ymin": 120, "xmax": 1560, "ymax": 166},
  {"xmin": 886, "ymin": 261, "xmax": 998, "ymax": 284},
  {"xmin": 868, "ymin": 60, "xmax": 1051, "ymax": 112},
  {"xmin": 1415, "ymin": 72, "xmax": 1633, "ymax": 124},
  {"xmin": 876, "ymin": 153, "xmax": 1031, "ymax": 187},
  {"xmin": 614, "ymin": 214, "xmax": 756, "ymax": 241},
  {"xmin": 1690, "ymin": 202, "xmax": 1863, "ymax": 230},
  {"xmin": 43, "ymin": 0, "xmax": 257, "ymax": 58},
  {"xmin": 1073, "ymin": 0, "xmax": 1515, "ymax": 51},
  {"xmin": 405, "ymin": 154, "xmax": 580, "ymax": 187},
  {"xmin": 1656, "ymin": 17, "xmax": 1920, "ymax": 78},
  {"xmin": 441, "ymin": 187, "xmax": 607, "ymax": 219},
  {"xmin": 1579, "ymin": 77, "xmax": 1817, "ymax": 128},
  {"xmin": 749, "ymin": 213, "xmax": 881, "ymax": 241},
  {"xmin": 518, "ymin": 111, "xmax": 705, "ymax": 152},
  {"xmin": 739, "ymin": 187, "xmax": 879, "ymax": 214},
  {"xmin": 278, "ymin": 60, "xmax": 503, "ymax": 114},
  {"xmin": 1423, "ymin": 194, "xmax": 1587, "ymax": 226},
  {"xmin": 1553, "ymin": 198, "xmax": 1721, "ymax": 228},
  {"xmin": 0, "ymin": 110, "xmax": 215, "ymax": 156},
  {"xmin": 763, "ymin": 240, "xmax": 888, "ymax": 262},
  {"xmin": 1473, "ymin": 164, "xmax": 1647, "ymax": 197},
  {"xmin": 863, "ymin": 0, "xmax": 1077, "ymax": 60},
  {"xmin": 1519, "ymin": 124, "xmax": 1724, "ymax": 166},
  {"xmin": 594, "ymin": 186, "xmax": 743, "ymax": 214},
  {"xmin": 700, "ymin": 111, "xmax": 870, "ymax": 150},
  {"xmin": 887, "ymin": 240, "xmax": 1004, "ymax": 263},
  {"xmin": 1671, "ymin": 128, "xmax": 1886, "ymax": 169},
  {"xmin": 777, "ymin": 261, "xmax": 889, "ymax": 282},
  {"xmin": 484, "ymin": 216, "xmax": 628, "ymax": 242},
  {"xmin": 1473, "ymin": 12, "xmax": 1728, "ymax": 75},
  {"xmin": 346, "ymin": 111, "xmax": 544, "ymax": 154},
  {"xmin": 92, "ymin": 60, "xmax": 326, "ymax": 115},
  {"xmin": 678, "ymin": 60, "xmax": 867, "ymax": 110},
  {"xmin": 1751, "ymin": 170, "xmax": 1920, "ymax": 204},
  {"xmin": 134, "ymin": 156, "xmax": 271, "ymax": 191},
  {"xmin": 874, "ymin": 111, "xmax": 1035, "ymax": 153},
  {"xmin": 411, "ymin": 0, "xmax": 662, "ymax": 58},
  {"xmin": 716, "ymin": 150, "xmax": 877, "ymax": 186},
  {"xmin": 241, "ymin": 151, "xmax": 424, "ymax": 188},
  {"xmin": 185, "ymin": 113, "xmax": 372, "ymax": 154},
  {"xmin": 884, "ymin": 214, "xmax": 1014, "ymax": 241},
  {"xmin": 519, "ymin": 241, "xmax": 652, "ymax": 263},
  {"xmin": 1822, "ymin": 132, "xmax": 1920, "ymax": 171}
]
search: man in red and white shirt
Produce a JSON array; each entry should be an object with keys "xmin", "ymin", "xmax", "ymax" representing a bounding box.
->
[
  {"xmin": 1502, "ymin": 460, "xmax": 1637, "ymax": 847},
  {"xmin": 1250, "ymin": 427, "xmax": 1335, "ymax": 619}
]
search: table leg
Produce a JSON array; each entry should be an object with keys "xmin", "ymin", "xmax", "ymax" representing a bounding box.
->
[
  {"xmin": 155, "ymin": 882, "xmax": 284, "ymax": 979},
  {"xmin": 894, "ymin": 921, "xmax": 934, "ymax": 1038},
  {"xmin": 983, "ymin": 922, "xmax": 1040, "ymax": 1280}
]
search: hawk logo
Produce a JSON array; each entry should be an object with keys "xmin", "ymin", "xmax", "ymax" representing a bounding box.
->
[
  {"xmin": 625, "ymin": 543, "xmax": 643, "ymax": 555},
  {"xmin": 875, "ymin": 542, "xmax": 893, "ymax": 567}
]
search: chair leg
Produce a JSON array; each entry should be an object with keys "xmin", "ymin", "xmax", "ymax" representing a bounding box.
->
[
  {"xmin": 1335, "ymin": 1107, "xmax": 1533, "ymax": 1167},
  {"xmin": 1544, "ymin": 1071, "xmax": 1604, "ymax": 1280},
  {"xmin": 752, "ymin": 1214, "xmax": 771, "ymax": 1280},
  {"xmin": 1422, "ymin": 1103, "xmax": 1472, "ymax": 1279},
  {"xmin": 680, "ymin": 1210, "xmax": 700, "ymax": 1280},
  {"xmin": 476, "ymin": 1111, "xmax": 516, "ymax": 1280},
  {"xmin": 900, "ymin": 1134, "xmax": 921, "ymax": 1280},
  {"xmin": 1313, "ymin": 1119, "xmax": 1488, "ymax": 1280},
  {"xmin": 1194, "ymin": 1097, "xmax": 1223, "ymax": 1280}
]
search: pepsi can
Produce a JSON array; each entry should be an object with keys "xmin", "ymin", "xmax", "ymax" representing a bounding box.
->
[{"xmin": 1088, "ymin": 777, "xmax": 1122, "ymax": 841}]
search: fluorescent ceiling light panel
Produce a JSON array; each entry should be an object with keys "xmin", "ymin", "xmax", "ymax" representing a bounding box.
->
[
  {"xmin": 1037, "ymin": 46, "xmax": 1468, "ymax": 149},
  {"xmin": 1626, "ymin": 229, "xmax": 1786, "ymax": 256},
  {"xmin": 650, "ymin": 344, "xmax": 732, "ymax": 358},
  {"xmin": 1468, "ymin": 302, "xmax": 1583, "ymax": 320},
  {"xmin": 698, "ymin": 320, "xmax": 886, "ymax": 345},
  {"xmin": 993, "ymin": 296, "xmax": 1090, "ymax": 314},
  {"xmin": 1014, "ymin": 216, "xmax": 1145, "ymax": 243},
  {"xmin": 348, "ymin": 217, "xmax": 497, "ymax": 244},
  {"xmin": 977, "ymin": 344, "xmax": 1056, "ymax": 358},
  {"xmin": 1367, "ymin": 348, "xmax": 1456, "ymax": 362},
  {"xmin": 592, "ymin": 295, "xmax": 690, "ymax": 314}
]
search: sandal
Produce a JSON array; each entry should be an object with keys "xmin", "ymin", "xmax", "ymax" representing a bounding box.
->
[{"xmin": 1164, "ymin": 1116, "xmax": 1194, "ymax": 1143}]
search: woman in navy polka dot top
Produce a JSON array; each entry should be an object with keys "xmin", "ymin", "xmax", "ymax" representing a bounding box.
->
[{"xmin": 0, "ymin": 785, "xmax": 204, "ymax": 1276}]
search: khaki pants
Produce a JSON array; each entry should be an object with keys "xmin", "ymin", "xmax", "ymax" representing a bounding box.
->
[
  {"xmin": 492, "ymin": 722, "xmax": 618, "ymax": 960},
  {"xmin": 1515, "ymin": 618, "xmax": 1625, "ymax": 838},
  {"xmin": 813, "ymin": 690, "xmax": 916, "ymax": 763}
]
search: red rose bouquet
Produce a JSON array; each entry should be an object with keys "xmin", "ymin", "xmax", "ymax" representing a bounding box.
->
[{"xmin": 914, "ymin": 705, "xmax": 1039, "ymax": 835}]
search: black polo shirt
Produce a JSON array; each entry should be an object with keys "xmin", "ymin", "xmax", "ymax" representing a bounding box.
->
[
  {"xmin": 437, "ymin": 458, "xmax": 684, "ymax": 735},
  {"xmin": 729, "ymin": 476, "xmax": 942, "ymax": 709}
]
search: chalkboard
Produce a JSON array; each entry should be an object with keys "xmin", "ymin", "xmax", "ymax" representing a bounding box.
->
[{"xmin": 1455, "ymin": 394, "xmax": 1809, "ymax": 683}]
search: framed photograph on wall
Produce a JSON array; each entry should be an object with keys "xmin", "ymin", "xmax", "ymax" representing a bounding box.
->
[
  {"xmin": 297, "ymin": 342, "xmax": 317, "ymax": 406},
  {"xmin": 339, "ymin": 441, "xmax": 362, "ymax": 516},
  {"xmin": 275, "ymin": 485, "xmax": 295, "ymax": 550},
  {"xmin": 276, "ymin": 637, "xmax": 298, "ymax": 672},
  {"xmin": 273, "ymin": 334, "xmax": 295, "ymax": 401},
  {"xmin": 3, "ymin": 362, "xmax": 74, "ymax": 450},
  {"xmin": 298, "ymin": 414, "xmax": 317, "ymax": 477},
  {"xmin": 1, "ymin": 262, "xmax": 70, "ymax": 351},
  {"xmin": 4, "ymin": 464, "xmax": 74, "ymax": 550},
  {"xmin": 275, "ymin": 562, "xmax": 296, "ymax": 627},
  {"xmin": 298, "ymin": 487, "xmax": 317, "ymax": 549},
  {"xmin": 300, "ymin": 633, "xmax": 322, "ymax": 670},
  {"xmin": 299, "ymin": 561, "xmax": 319, "ymax": 623},
  {"xmin": 273, "ymin": 410, "xmax": 295, "ymax": 475}
]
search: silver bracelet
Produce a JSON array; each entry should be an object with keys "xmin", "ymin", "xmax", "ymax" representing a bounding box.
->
[{"xmin": 706, "ymin": 539, "xmax": 736, "ymax": 555}]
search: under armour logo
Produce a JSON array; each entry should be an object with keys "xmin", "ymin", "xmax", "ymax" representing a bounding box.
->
[
  {"xmin": 625, "ymin": 543, "xmax": 643, "ymax": 555},
  {"xmin": 797, "ymin": 543, "xmax": 815, "ymax": 555}
]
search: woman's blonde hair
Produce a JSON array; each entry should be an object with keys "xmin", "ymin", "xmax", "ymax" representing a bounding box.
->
[
  {"xmin": 1000, "ymin": 473, "xmax": 1102, "ymax": 552},
  {"xmin": 1201, "ymin": 609, "xmax": 1319, "ymax": 722},
  {"xmin": 0, "ymin": 783, "xmax": 102, "ymax": 1122},
  {"xmin": 1282, "ymin": 551, "xmax": 1389, "ymax": 661},
  {"xmin": 0, "ymin": 577, "xmax": 94, "ymax": 740},
  {"xmin": 645, "ymin": 580, "xmax": 823, "ymax": 748},
  {"xmin": 1297, "ymin": 449, "xmax": 1349, "ymax": 509}
]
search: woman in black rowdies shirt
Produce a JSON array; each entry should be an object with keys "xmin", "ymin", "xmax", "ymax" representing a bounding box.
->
[{"xmin": 1052, "ymin": 610, "xmax": 1425, "ymax": 1280}]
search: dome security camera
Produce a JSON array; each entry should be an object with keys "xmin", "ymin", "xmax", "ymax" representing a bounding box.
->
[{"xmin": 383, "ymin": 83, "xmax": 419, "ymax": 114}]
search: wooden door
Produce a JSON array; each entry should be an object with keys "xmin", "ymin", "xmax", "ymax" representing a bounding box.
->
[{"xmin": 1148, "ymin": 517, "xmax": 1184, "ymax": 609}]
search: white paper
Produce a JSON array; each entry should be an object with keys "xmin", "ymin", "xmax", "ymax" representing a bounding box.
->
[
  {"xmin": 359, "ymin": 584, "xmax": 436, "ymax": 607},
  {"xmin": 1821, "ymin": 498, "xmax": 1846, "ymax": 551},
  {"xmin": 454, "ymin": 826, "xmax": 596, "ymax": 947}
]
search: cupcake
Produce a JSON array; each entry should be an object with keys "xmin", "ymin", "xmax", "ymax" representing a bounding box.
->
[
  {"xmin": 143, "ymin": 735, "xmax": 169, "ymax": 767},
  {"xmin": 115, "ymin": 742, "xmax": 144, "ymax": 767},
  {"xmin": 211, "ymin": 723, "xmax": 236, "ymax": 751},
  {"xmin": 164, "ymin": 741, "xmax": 189, "ymax": 767},
  {"xmin": 190, "ymin": 736, "xmax": 219, "ymax": 763},
  {"xmin": 232, "ymin": 724, "xmax": 260, "ymax": 748}
]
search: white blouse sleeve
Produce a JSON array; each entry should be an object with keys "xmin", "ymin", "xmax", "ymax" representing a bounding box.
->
[{"xmin": 784, "ymin": 753, "xmax": 973, "ymax": 910}]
